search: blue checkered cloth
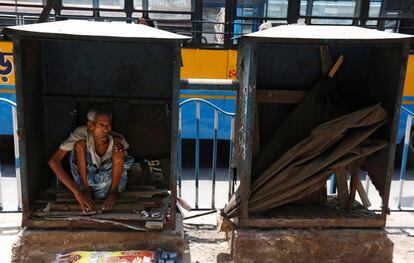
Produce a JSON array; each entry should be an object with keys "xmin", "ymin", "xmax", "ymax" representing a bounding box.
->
[{"xmin": 70, "ymin": 150, "xmax": 134, "ymax": 199}]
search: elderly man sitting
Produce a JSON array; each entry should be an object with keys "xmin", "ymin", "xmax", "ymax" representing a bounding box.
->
[{"xmin": 48, "ymin": 109, "xmax": 133, "ymax": 212}]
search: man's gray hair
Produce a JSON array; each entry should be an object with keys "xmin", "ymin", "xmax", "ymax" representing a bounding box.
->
[{"xmin": 87, "ymin": 108, "xmax": 113, "ymax": 122}]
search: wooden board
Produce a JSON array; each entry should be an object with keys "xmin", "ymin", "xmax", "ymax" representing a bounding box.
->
[
  {"xmin": 46, "ymin": 202, "xmax": 149, "ymax": 212},
  {"xmin": 242, "ymin": 197, "xmax": 381, "ymax": 228},
  {"xmin": 256, "ymin": 90, "xmax": 307, "ymax": 104},
  {"xmin": 335, "ymin": 168, "xmax": 349, "ymax": 209},
  {"xmin": 240, "ymin": 217, "xmax": 385, "ymax": 228}
]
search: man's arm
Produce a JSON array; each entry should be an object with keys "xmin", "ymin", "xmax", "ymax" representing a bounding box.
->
[
  {"xmin": 48, "ymin": 149, "xmax": 94, "ymax": 212},
  {"xmin": 74, "ymin": 140, "xmax": 93, "ymax": 199}
]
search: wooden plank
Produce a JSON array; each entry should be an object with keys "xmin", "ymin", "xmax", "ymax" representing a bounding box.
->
[
  {"xmin": 27, "ymin": 218, "xmax": 146, "ymax": 230},
  {"xmin": 335, "ymin": 168, "xmax": 349, "ymax": 209},
  {"xmin": 125, "ymin": 184, "xmax": 157, "ymax": 191},
  {"xmin": 145, "ymin": 221, "xmax": 164, "ymax": 230},
  {"xmin": 46, "ymin": 185, "xmax": 158, "ymax": 195},
  {"xmin": 91, "ymin": 213, "xmax": 163, "ymax": 221},
  {"xmin": 56, "ymin": 189, "xmax": 168, "ymax": 200},
  {"xmin": 120, "ymin": 189, "xmax": 169, "ymax": 198},
  {"xmin": 328, "ymin": 54, "xmax": 344, "ymax": 78},
  {"xmin": 33, "ymin": 210, "xmax": 99, "ymax": 217},
  {"xmin": 56, "ymin": 196, "xmax": 139, "ymax": 203},
  {"xmin": 47, "ymin": 202, "xmax": 149, "ymax": 212},
  {"xmin": 356, "ymin": 176, "xmax": 372, "ymax": 208},
  {"xmin": 256, "ymin": 90, "xmax": 307, "ymax": 104},
  {"xmin": 241, "ymin": 217, "xmax": 385, "ymax": 229},
  {"xmin": 348, "ymin": 172, "xmax": 359, "ymax": 209},
  {"xmin": 320, "ymin": 45, "xmax": 333, "ymax": 76}
]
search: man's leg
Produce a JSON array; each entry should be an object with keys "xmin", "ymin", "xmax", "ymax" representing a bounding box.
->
[
  {"xmin": 102, "ymin": 151, "xmax": 124, "ymax": 210},
  {"xmin": 101, "ymin": 153, "xmax": 134, "ymax": 210}
]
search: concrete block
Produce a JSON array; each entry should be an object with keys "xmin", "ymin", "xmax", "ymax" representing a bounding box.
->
[
  {"xmin": 12, "ymin": 214, "xmax": 184, "ymax": 263},
  {"xmin": 231, "ymin": 228, "xmax": 393, "ymax": 263}
]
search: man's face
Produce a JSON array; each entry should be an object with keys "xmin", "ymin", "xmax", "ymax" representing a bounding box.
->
[{"xmin": 89, "ymin": 114, "xmax": 112, "ymax": 140}]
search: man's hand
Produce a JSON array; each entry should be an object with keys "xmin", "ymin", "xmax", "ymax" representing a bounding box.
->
[
  {"xmin": 113, "ymin": 142, "xmax": 125, "ymax": 153},
  {"xmin": 74, "ymin": 190, "xmax": 94, "ymax": 212},
  {"xmin": 113, "ymin": 137, "xmax": 126, "ymax": 153}
]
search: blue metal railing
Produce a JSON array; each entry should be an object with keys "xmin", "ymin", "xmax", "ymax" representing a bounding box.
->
[
  {"xmin": 178, "ymin": 98, "xmax": 235, "ymax": 210},
  {"xmin": 0, "ymin": 98, "xmax": 22, "ymax": 212},
  {"xmin": 398, "ymin": 106, "xmax": 414, "ymax": 209}
]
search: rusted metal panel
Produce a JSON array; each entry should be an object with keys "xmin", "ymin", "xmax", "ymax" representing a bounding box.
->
[
  {"xmin": 9, "ymin": 21, "xmax": 185, "ymax": 229},
  {"xmin": 235, "ymin": 39, "xmax": 257, "ymax": 222},
  {"xmin": 230, "ymin": 25, "xmax": 412, "ymax": 228}
]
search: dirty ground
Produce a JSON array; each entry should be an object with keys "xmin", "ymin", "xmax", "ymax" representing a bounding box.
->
[{"xmin": 0, "ymin": 212, "xmax": 414, "ymax": 262}]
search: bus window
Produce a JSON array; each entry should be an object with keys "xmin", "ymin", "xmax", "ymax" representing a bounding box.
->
[
  {"xmin": 62, "ymin": 0, "xmax": 92, "ymax": 8},
  {"xmin": 148, "ymin": 0, "xmax": 192, "ymax": 20},
  {"xmin": 266, "ymin": 0, "xmax": 288, "ymax": 18},
  {"xmin": 99, "ymin": 0, "xmax": 124, "ymax": 9},
  {"xmin": 366, "ymin": 0, "xmax": 382, "ymax": 26},
  {"xmin": 16, "ymin": 0, "xmax": 42, "ymax": 5},
  {"xmin": 311, "ymin": 0, "xmax": 357, "ymax": 25},
  {"xmin": 133, "ymin": 0, "xmax": 142, "ymax": 9},
  {"xmin": 369, "ymin": 0, "xmax": 382, "ymax": 17},
  {"xmin": 202, "ymin": 0, "xmax": 225, "ymax": 46},
  {"xmin": 234, "ymin": 0, "xmax": 288, "ymax": 37},
  {"xmin": 300, "ymin": 0, "xmax": 307, "ymax": 16},
  {"xmin": 61, "ymin": 0, "xmax": 93, "ymax": 16}
]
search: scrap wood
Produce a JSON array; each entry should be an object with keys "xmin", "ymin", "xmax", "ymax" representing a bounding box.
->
[
  {"xmin": 92, "ymin": 212, "xmax": 164, "ymax": 221},
  {"xmin": 328, "ymin": 55, "xmax": 344, "ymax": 78},
  {"xmin": 46, "ymin": 202, "xmax": 148, "ymax": 212},
  {"xmin": 145, "ymin": 221, "xmax": 164, "ymax": 230},
  {"xmin": 247, "ymin": 140, "xmax": 387, "ymax": 212},
  {"xmin": 218, "ymin": 210, "xmax": 237, "ymax": 232},
  {"xmin": 121, "ymin": 189, "xmax": 169, "ymax": 198},
  {"xmin": 56, "ymin": 196, "xmax": 138, "ymax": 203},
  {"xmin": 348, "ymin": 172, "xmax": 358, "ymax": 209},
  {"xmin": 223, "ymin": 103, "xmax": 388, "ymax": 217},
  {"xmin": 251, "ymin": 54, "xmax": 346, "ymax": 182},
  {"xmin": 250, "ymin": 117, "xmax": 387, "ymax": 206},
  {"xmin": 46, "ymin": 184, "xmax": 158, "ymax": 195},
  {"xmin": 252, "ymin": 104, "xmax": 387, "ymax": 195},
  {"xmin": 251, "ymin": 72, "xmax": 347, "ymax": 181},
  {"xmin": 356, "ymin": 177, "xmax": 371, "ymax": 208},
  {"xmin": 33, "ymin": 210, "xmax": 99, "ymax": 217},
  {"xmin": 45, "ymin": 216, "xmax": 146, "ymax": 231},
  {"xmin": 126, "ymin": 184, "xmax": 157, "ymax": 191},
  {"xmin": 335, "ymin": 167, "xmax": 349, "ymax": 209},
  {"xmin": 55, "ymin": 189, "xmax": 168, "ymax": 202},
  {"xmin": 320, "ymin": 45, "xmax": 333, "ymax": 75},
  {"xmin": 345, "ymin": 158, "xmax": 371, "ymax": 208}
]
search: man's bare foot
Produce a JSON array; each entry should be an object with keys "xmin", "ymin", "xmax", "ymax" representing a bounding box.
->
[{"xmin": 103, "ymin": 191, "xmax": 118, "ymax": 211}]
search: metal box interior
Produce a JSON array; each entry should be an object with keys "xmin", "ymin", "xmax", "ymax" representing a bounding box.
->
[
  {"xmin": 235, "ymin": 27, "xmax": 412, "ymax": 228},
  {"xmin": 8, "ymin": 22, "xmax": 184, "ymax": 228}
]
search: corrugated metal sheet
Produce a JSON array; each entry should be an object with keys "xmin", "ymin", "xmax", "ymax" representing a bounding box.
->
[
  {"xmin": 245, "ymin": 25, "xmax": 414, "ymax": 41},
  {"xmin": 4, "ymin": 20, "xmax": 190, "ymax": 40}
]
